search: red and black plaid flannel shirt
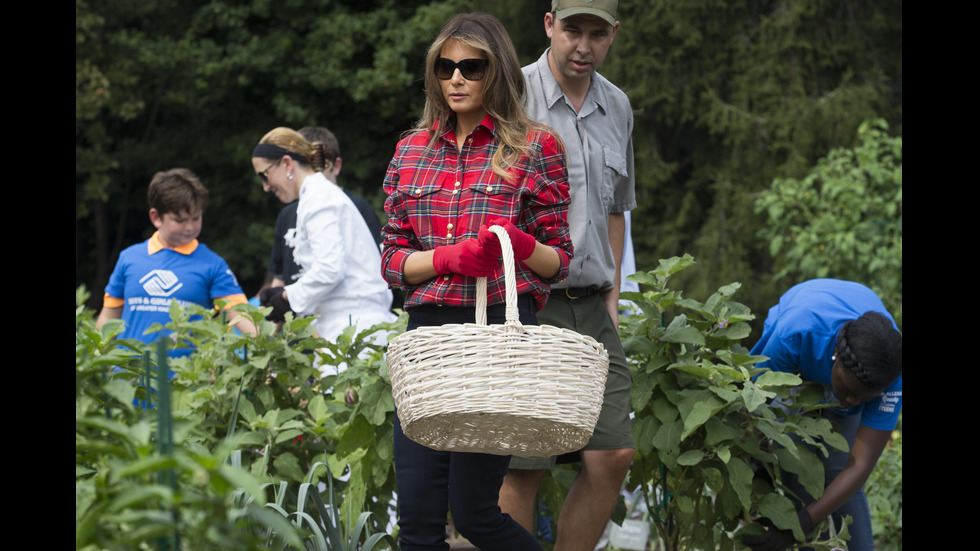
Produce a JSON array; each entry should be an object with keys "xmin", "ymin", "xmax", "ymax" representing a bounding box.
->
[{"xmin": 381, "ymin": 116, "xmax": 572, "ymax": 311}]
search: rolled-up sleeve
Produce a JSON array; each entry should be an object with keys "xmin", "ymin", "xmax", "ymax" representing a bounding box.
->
[
  {"xmin": 525, "ymin": 129, "xmax": 573, "ymax": 284},
  {"xmin": 381, "ymin": 147, "xmax": 422, "ymax": 289}
]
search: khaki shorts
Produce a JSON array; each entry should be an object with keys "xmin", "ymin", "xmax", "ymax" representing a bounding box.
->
[{"xmin": 509, "ymin": 291, "xmax": 635, "ymax": 469}]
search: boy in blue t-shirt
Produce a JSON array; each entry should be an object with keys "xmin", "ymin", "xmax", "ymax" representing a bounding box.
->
[{"xmin": 96, "ymin": 168, "xmax": 255, "ymax": 351}]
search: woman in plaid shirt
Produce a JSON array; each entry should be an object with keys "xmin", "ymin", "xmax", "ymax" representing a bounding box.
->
[{"xmin": 381, "ymin": 12, "xmax": 573, "ymax": 551}]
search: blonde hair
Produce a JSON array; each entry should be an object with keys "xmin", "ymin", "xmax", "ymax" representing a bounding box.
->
[
  {"xmin": 255, "ymin": 127, "xmax": 332, "ymax": 172},
  {"xmin": 416, "ymin": 12, "xmax": 542, "ymax": 182}
]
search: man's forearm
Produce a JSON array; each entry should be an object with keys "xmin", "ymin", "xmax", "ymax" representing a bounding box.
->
[{"xmin": 604, "ymin": 212, "xmax": 626, "ymax": 327}]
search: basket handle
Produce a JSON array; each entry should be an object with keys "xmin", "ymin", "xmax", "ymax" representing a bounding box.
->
[{"xmin": 475, "ymin": 225, "xmax": 521, "ymax": 326}]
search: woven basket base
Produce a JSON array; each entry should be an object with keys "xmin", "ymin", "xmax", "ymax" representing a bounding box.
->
[{"xmin": 403, "ymin": 411, "xmax": 594, "ymax": 457}]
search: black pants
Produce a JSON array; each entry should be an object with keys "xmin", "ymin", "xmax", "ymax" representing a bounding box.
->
[{"xmin": 393, "ymin": 295, "xmax": 542, "ymax": 551}]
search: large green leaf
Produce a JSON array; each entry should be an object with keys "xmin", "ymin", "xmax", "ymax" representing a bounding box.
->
[
  {"xmin": 775, "ymin": 445, "xmax": 824, "ymax": 499},
  {"xmin": 652, "ymin": 419, "xmax": 683, "ymax": 468},
  {"xmin": 755, "ymin": 370, "xmax": 804, "ymax": 389},
  {"xmin": 702, "ymin": 465, "xmax": 724, "ymax": 491},
  {"xmin": 741, "ymin": 383, "xmax": 776, "ymax": 413},
  {"xmin": 677, "ymin": 449, "xmax": 705, "ymax": 466},
  {"xmin": 756, "ymin": 492, "xmax": 806, "ymax": 541},
  {"xmin": 677, "ymin": 389, "xmax": 726, "ymax": 440},
  {"xmin": 359, "ymin": 379, "xmax": 395, "ymax": 426},
  {"xmin": 726, "ymin": 456, "xmax": 755, "ymax": 512},
  {"xmin": 662, "ymin": 315, "xmax": 706, "ymax": 345},
  {"xmin": 630, "ymin": 367, "xmax": 657, "ymax": 411},
  {"xmin": 704, "ymin": 416, "xmax": 738, "ymax": 446},
  {"xmin": 632, "ymin": 414, "xmax": 658, "ymax": 456}
]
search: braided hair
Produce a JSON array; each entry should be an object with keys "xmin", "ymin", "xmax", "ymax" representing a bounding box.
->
[
  {"xmin": 833, "ymin": 311, "xmax": 902, "ymax": 390},
  {"xmin": 297, "ymin": 126, "xmax": 339, "ymax": 173}
]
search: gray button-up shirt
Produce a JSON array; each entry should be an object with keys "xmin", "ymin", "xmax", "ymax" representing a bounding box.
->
[{"xmin": 523, "ymin": 49, "xmax": 636, "ymax": 291}]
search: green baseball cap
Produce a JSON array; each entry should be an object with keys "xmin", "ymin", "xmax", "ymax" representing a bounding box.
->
[{"xmin": 552, "ymin": 0, "xmax": 618, "ymax": 27}]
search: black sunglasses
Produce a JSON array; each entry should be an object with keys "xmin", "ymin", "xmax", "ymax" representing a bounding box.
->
[
  {"xmin": 435, "ymin": 58, "xmax": 489, "ymax": 81},
  {"xmin": 257, "ymin": 158, "xmax": 281, "ymax": 183}
]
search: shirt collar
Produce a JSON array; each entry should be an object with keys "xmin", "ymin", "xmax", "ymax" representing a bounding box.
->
[
  {"xmin": 435, "ymin": 114, "xmax": 497, "ymax": 145},
  {"xmin": 537, "ymin": 48, "xmax": 609, "ymax": 116},
  {"xmin": 148, "ymin": 231, "xmax": 199, "ymax": 255}
]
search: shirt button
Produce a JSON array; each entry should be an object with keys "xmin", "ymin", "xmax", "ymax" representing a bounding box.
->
[
  {"xmin": 447, "ymin": 223, "xmax": 454, "ymax": 230},
  {"xmin": 486, "ymin": 185, "xmax": 493, "ymax": 192},
  {"xmin": 415, "ymin": 187, "xmax": 422, "ymax": 195},
  {"xmin": 454, "ymin": 181, "xmax": 461, "ymax": 187},
  {"xmin": 452, "ymin": 189, "xmax": 459, "ymax": 195},
  {"xmin": 443, "ymin": 275, "xmax": 450, "ymax": 281},
  {"xmin": 446, "ymin": 232, "xmax": 453, "ymax": 239}
]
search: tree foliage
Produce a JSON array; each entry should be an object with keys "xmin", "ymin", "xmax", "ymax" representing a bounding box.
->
[
  {"xmin": 76, "ymin": 0, "xmax": 901, "ymax": 329},
  {"xmin": 600, "ymin": 0, "xmax": 902, "ymax": 324},
  {"xmin": 76, "ymin": 0, "xmax": 472, "ymax": 302},
  {"xmin": 756, "ymin": 118, "xmax": 902, "ymax": 326},
  {"xmin": 76, "ymin": 287, "xmax": 403, "ymax": 548}
]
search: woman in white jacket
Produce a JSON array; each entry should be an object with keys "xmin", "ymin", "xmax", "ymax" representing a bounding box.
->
[{"xmin": 252, "ymin": 127, "xmax": 395, "ymax": 351}]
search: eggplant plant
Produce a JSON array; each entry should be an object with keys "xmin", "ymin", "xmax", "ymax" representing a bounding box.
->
[
  {"xmin": 76, "ymin": 290, "xmax": 290, "ymax": 550},
  {"xmin": 75, "ymin": 287, "xmax": 402, "ymax": 549},
  {"xmin": 619, "ymin": 256, "xmax": 850, "ymax": 551}
]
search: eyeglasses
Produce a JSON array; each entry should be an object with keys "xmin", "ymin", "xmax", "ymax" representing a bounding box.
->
[
  {"xmin": 257, "ymin": 158, "xmax": 281, "ymax": 183},
  {"xmin": 435, "ymin": 58, "xmax": 489, "ymax": 81}
]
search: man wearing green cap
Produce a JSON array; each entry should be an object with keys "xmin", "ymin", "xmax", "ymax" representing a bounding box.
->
[{"xmin": 501, "ymin": 1, "xmax": 636, "ymax": 549}]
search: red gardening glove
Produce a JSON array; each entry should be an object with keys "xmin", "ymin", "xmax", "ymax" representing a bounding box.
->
[
  {"xmin": 478, "ymin": 218, "xmax": 537, "ymax": 261},
  {"xmin": 432, "ymin": 239, "xmax": 497, "ymax": 277}
]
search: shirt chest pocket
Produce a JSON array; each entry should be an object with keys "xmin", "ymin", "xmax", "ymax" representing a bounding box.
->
[
  {"xmin": 396, "ymin": 176, "xmax": 444, "ymax": 219},
  {"xmin": 601, "ymin": 147, "xmax": 628, "ymax": 206},
  {"xmin": 470, "ymin": 178, "xmax": 523, "ymax": 217}
]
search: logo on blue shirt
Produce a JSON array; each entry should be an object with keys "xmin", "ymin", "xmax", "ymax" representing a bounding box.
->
[{"xmin": 140, "ymin": 269, "xmax": 183, "ymax": 297}]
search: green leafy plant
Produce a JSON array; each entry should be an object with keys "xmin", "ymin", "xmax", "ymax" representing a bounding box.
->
[
  {"xmin": 76, "ymin": 293, "xmax": 293, "ymax": 550},
  {"xmin": 163, "ymin": 302, "xmax": 331, "ymax": 484},
  {"xmin": 232, "ymin": 458, "xmax": 398, "ymax": 550},
  {"xmin": 76, "ymin": 288, "xmax": 402, "ymax": 549},
  {"xmin": 146, "ymin": 297, "xmax": 405, "ymax": 525},
  {"xmin": 315, "ymin": 320, "xmax": 405, "ymax": 527},
  {"xmin": 618, "ymin": 256, "xmax": 850, "ymax": 551}
]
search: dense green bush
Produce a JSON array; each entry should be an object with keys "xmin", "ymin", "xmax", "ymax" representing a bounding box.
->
[
  {"xmin": 618, "ymin": 256, "xmax": 850, "ymax": 551},
  {"xmin": 76, "ymin": 290, "xmax": 289, "ymax": 549},
  {"xmin": 757, "ymin": 118, "xmax": 903, "ymax": 327},
  {"xmin": 78, "ymin": 265, "xmax": 900, "ymax": 550},
  {"xmin": 75, "ymin": 287, "xmax": 401, "ymax": 549}
]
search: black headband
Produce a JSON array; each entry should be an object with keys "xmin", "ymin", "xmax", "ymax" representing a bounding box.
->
[{"xmin": 252, "ymin": 143, "xmax": 309, "ymax": 164}]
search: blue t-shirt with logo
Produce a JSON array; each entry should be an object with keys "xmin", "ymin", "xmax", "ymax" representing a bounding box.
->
[
  {"xmin": 105, "ymin": 238, "xmax": 245, "ymax": 356},
  {"xmin": 750, "ymin": 279, "xmax": 902, "ymax": 431}
]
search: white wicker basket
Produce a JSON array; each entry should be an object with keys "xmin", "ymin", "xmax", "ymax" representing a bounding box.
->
[{"xmin": 387, "ymin": 225, "xmax": 609, "ymax": 457}]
